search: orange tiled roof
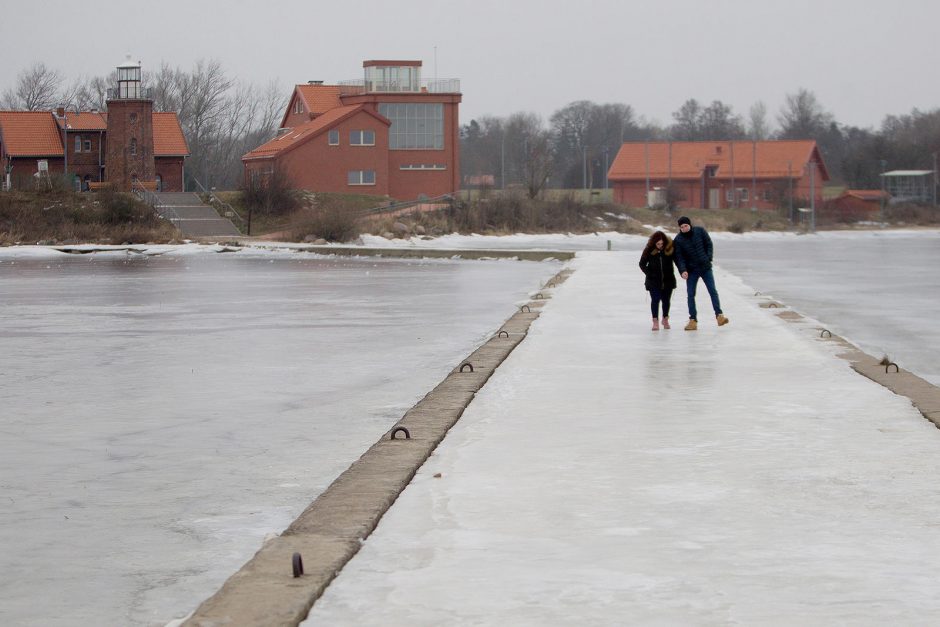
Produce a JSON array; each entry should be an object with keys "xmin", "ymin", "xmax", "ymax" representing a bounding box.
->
[
  {"xmin": 296, "ymin": 84, "xmax": 343, "ymax": 116},
  {"xmin": 244, "ymin": 104, "xmax": 388, "ymax": 160},
  {"xmin": 152, "ymin": 112, "xmax": 189, "ymax": 156},
  {"xmin": 608, "ymin": 140, "xmax": 829, "ymax": 182},
  {"xmin": 844, "ymin": 189, "xmax": 889, "ymax": 201},
  {"xmin": 56, "ymin": 112, "xmax": 107, "ymax": 131},
  {"xmin": 0, "ymin": 111, "xmax": 63, "ymax": 156}
]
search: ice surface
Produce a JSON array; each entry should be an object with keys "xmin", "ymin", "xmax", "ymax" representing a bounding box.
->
[
  {"xmin": 306, "ymin": 251, "xmax": 940, "ymax": 625},
  {"xmin": 0, "ymin": 249, "xmax": 559, "ymax": 626}
]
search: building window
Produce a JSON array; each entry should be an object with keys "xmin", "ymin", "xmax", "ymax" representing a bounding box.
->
[
  {"xmin": 130, "ymin": 138, "xmax": 137, "ymax": 155},
  {"xmin": 293, "ymin": 99, "xmax": 303, "ymax": 114},
  {"xmin": 739, "ymin": 188, "xmax": 749, "ymax": 202},
  {"xmin": 129, "ymin": 112, "xmax": 138, "ymax": 123},
  {"xmin": 399, "ymin": 164, "xmax": 447, "ymax": 170},
  {"xmin": 83, "ymin": 139, "xmax": 92, "ymax": 152},
  {"xmin": 763, "ymin": 188, "xmax": 772, "ymax": 201},
  {"xmin": 75, "ymin": 136, "xmax": 82, "ymax": 153},
  {"xmin": 347, "ymin": 170, "xmax": 376, "ymax": 185},
  {"xmin": 378, "ymin": 103, "xmax": 444, "ymax": 150},
  {"xmin": 725, "ymin": 189, "xmax": 734, "ymax": 202},
  {"xmin": 349, "ymin": 130, "xmax": 375, "ymax": 146},
  {"xmin": 328, "ymin": 130, "xmax": 339, "ymax": 145}
]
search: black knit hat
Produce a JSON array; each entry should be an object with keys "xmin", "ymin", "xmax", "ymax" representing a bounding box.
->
[{"xmin": 677, "ymin": 216, "xmax": 692, "ymax": 227}]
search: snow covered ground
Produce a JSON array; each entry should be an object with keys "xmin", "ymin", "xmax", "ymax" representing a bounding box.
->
[
  {"xmin": 305, "ymin": 251, "xmax": 940, "ymax": 625},
  {"xmin": 0, "ymin": 247, "xmax": 559, "ymax": 627}
]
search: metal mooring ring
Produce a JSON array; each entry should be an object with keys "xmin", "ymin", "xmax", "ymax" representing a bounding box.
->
[
  {"xmin": 885, "ymin": 362, "xmax": 899, "ymax": 373},
  {"xmin": 391, "ymin": 426, "xmax": 411, "ymax": 440},
  {"xmin": 292, "ymin": 552, "xmax": 304, "ymax": 578},
  {"xmin": 533, "ymin": 293, "xmax": 545, "ymax": 299},
  {"xmin": 820, "ymin": 329, "xmax": 832, "ymax": 338},
  {"xmin": 460, "ymin": 363, "xmax": 474, "ymax": 373},
  {"xmin": 520, "ymin": 305, "xmax": 531, "ymax": 313},
  {"xmin": 755, "ymin": 291, "xmax": 762, "ymax": 296},
  {"xmin": 768, "ymin": 303, "xmax": 779, "ymax": 308},
  {"xmin": 498, "ymin": 330, "xmax": 510, "ymax": 338},
  {"xmin": 547, "ymin": 282, "xmax": 556, "ymax": 288}
]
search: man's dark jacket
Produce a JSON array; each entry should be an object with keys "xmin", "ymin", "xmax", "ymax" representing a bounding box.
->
[{"xmin": 673, "ymin": 226, "xmax": 713, "ymax": 274}]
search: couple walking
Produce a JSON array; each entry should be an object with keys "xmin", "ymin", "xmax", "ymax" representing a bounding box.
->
[{"xmin": 638, "ymin": 216, "xmax": 730, "ymax": 331}]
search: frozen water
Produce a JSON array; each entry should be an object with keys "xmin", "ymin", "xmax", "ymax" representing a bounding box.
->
[
  {"xmin": 0, "ymin": 249, "xmax": 559, "ymax": 626},
  {"xmin": 306, "ymin": 251, "xmax": 940, "ymax": 625},
  {"xmin": 714, "ymin": 230, "xmax": 940, "ymax": 385}
]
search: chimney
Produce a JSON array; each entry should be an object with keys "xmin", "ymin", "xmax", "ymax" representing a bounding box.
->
[{"xmin": 55, "ymin": 106, "xmax": 65, "ymax": 118}]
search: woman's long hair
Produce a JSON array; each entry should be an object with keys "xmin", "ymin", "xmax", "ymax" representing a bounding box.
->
[{"xmin": 642, "ymin": 230, "xmax": 673, "ymax": 256}]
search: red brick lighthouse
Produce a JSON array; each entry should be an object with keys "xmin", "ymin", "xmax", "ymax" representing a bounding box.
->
[{"xmin": 105, "ymin": 56, "xmax": 155, "ymax": 190}]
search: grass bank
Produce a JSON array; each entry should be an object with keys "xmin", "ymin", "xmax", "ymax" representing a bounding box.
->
[{"xmin": 0, "ymin": 189, "xmax": 178, "ymax": 245}]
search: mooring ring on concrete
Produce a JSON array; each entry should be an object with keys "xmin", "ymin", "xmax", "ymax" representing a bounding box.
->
[
  {"xmin": 768, "ymin": 303, "xmax": 779, "ymax": 308},
  {"xmin": 520, "ymin": 305, "xmax": 531, "ymax": 313},
  {"xmin": 292, "ymin": 552, "xmax": 304, "ymax": 578},
  {"xmin": 885, "ymin": 362, "xmax": 899, "ymax": 373},
  {"xmin": 533, "ymin": 293, "xmax": 544, "ymax": 299},
  {"xmin": 498, "ymin": 330, "xmax": 510, "ymax": 338},
  {"xmin": 460, "ymin": 363, "xmax": 474, "ymax": 373},
  {"xmin": 391, "ymin": 426, "xmax": 411, "ymax": 440},
  {"xmin": 547, "ymin": 282, "xmax": 556, "ymax": 288},
  {"xmin": 755, "ymin": 291, "xmax": 762, "ymax": 296},
  {"xmin": 820, "ymin": 329, "xmax": 832, "ymax": 338}
]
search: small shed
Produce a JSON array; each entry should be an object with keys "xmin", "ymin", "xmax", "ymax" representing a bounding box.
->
[
  {"xmin": 881, "ymin": 170, "xmax": 936, "ymax": 204},
  {"xmin": 824, "ymin": 189, "xmax": 889, "ymax": 221}
]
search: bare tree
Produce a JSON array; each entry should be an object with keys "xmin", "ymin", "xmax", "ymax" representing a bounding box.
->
[
  {"xmin": 699, "ymin": 100, "xmax": 745, "ymax": 140},
  {"xmin": 778, "ymin": 88, "xmax": 834, "ymax": 139},
  {"xmin": 670, "ymin": 99, "xmax": 703, "ymax": 140},
  {"xmin": 748, "ymin": 101, "xmax": 771, "ymax": 140},
  {"xmin": 1, "ymin": 62, "xmax": 64, "ymax": 110}
]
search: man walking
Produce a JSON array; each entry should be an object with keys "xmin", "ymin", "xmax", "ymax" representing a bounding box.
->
[{"xmin": 673, "ymin": 216, "xmax": 729, "ymax": 331}]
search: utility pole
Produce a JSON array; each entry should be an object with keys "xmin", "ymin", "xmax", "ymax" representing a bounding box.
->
[
  {"xmin": 933, "ymin": 152, "xmax": 938, "ymax": 206},
  {"xmin": 582, "ymin": 145, "xmax": 588, "ymax": 191},
  {"xmin": 500, "ymin": 132, "xmax": 505, "ymax": 191},
  {"xmin": 787, "ymin": 161, "xmax": 793, "ymax": 225},
  {"xmin": 751, "ymin": 139, "xmax": 757, "ymax": 211},
  {"xmin": 644, "ymin": 141, "xmax": 650, "ymax": 204},
  {"xmin": 809, "ymin": 160, "xmax": 816, "ymax": 233},
  {"xmin": 603, "ymin": 147, "xmax": 609, "ymax": 190},
  {"xmin": 880, "ymin": 159, "xmax": 888, "ymax": 221}
]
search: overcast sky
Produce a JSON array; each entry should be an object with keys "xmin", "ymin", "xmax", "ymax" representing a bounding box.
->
[{"xmin": 2, "ymin": 0, "xmax": 938, "ymax": 131}]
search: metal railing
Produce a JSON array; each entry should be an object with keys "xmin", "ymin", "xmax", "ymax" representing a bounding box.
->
[
  {"xmin": 191, "ymin": 178, "xmax": 246, "ymax": 227},
  {"xmin": 132, "ymin": 181, "xmax": 182, "ymax": 232},
  {"xmin": 337, "ymin": 78, "xmax": 460, "ymax": 95},
  {"xmin": 358, "ymin": 193, "xmax": 455, "ymax": 217}
]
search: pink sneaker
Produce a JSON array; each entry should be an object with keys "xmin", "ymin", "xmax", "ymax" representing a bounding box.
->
[
  {"xmin": 652, "ymin": 318, "xmax": 660, "ymax": 331},
  {"xmin": 662, "ymin": 317, "xmax": 671, "ymax": 329}
]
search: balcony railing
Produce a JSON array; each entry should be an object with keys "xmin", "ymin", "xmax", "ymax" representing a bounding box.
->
[
  {"xmin": 106, "ymin": 87, "xmax": 154, "ymax": 100},
  {"xmin": 337, "ymin": 78, "xmax": 460, "ymax": 95}
]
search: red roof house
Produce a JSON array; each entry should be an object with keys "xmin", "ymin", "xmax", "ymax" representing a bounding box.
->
[
  {"xmin": 243, "ymin": 60, "xmax": 461, "ymax": 201},
  {"xmin": 607, "ymin": 140, "xmax": 829, "ymax": 210},
  {"xmin": 0, "ymin": 60, "xmax": 189, "ymax": 192}
]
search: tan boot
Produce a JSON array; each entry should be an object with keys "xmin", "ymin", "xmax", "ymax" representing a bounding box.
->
[
  {"xmin": 652, "ymin": 318, "xmax": 660, "ymax": 331},
  {"xmin": 716, "ymin": 314, "xmax": 729, "ymax": 326},
  {"xmin": 684, "ymin": 319, "xmax": 697, "ymax": 331},
  {"xmin": 662, "ymin": 317, "xmax": 671, "ymax": 329}
]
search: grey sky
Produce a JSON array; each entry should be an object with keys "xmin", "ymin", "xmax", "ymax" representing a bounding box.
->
[{"xmin": 3, "ymin": 0, "xmax": 938, "ymax": 130}]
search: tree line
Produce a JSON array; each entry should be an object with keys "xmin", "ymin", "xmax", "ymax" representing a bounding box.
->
[
  {"xmin": 4, "ymin": 61, "xmax": 939, "ymax": 197},
  {"xmin": 462, "ymin": 90, "xmax": 940, "ymax": 198},
  {"xmin": 1, "ymin": 61, "xmax": 286, "ymax": 190}
]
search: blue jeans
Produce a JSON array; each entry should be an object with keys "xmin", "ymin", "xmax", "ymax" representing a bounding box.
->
[
  {"xmin": 686, "ymin": 268, "xmax": 722, "ymax": 320},
  {"xmin": 649, "ymin": 287, "xmax": 672, "ymax": 318}
]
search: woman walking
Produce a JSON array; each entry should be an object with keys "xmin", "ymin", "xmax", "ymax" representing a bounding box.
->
[{"xmin": 639, "ymin": 230, "xmax": 677, "ymax": 331}]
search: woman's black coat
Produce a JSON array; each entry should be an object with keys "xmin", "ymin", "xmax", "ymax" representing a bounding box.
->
[{"xmin": 639, "ymin": 244, "xmax": 677, "ymax": 291}]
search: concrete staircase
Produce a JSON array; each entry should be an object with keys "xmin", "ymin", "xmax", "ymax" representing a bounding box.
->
[{"xmin": 151, "ymin": 192, "xmax": 241, "ymax": 238}]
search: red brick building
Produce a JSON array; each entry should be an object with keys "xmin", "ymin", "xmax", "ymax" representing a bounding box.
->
[
  {"xmin": 608, "ymin": 140, "xmax": 829, "ymax": 210},
  {"xmin": 0, "ymin": 59, "xmax": 188, "ymax": 192},
  {"xmin": 243, "ymin": 60, "xmax": 461, "ymax": 200}
]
